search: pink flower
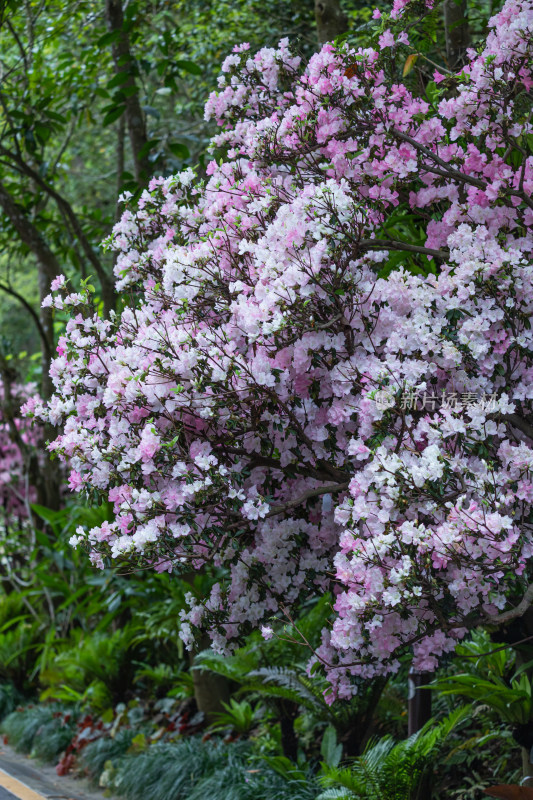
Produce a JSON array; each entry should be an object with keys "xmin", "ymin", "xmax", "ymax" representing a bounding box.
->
[
  {"xmin": 139, "ymin": 426, "xmax": 161, "ymax": 462},
  {"xmin": 68, "ymin": 470, "xmax": 83, "ymax": 491},
  {"xmin": 50, "ymin": 275, "xmax": 66, "ymax": 291},
  {"xmin": 378, "ymin": 29, "xmax": 395, "ymax": 48}
]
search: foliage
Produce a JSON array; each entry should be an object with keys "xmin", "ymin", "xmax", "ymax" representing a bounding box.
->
[
  {"xmin": 0, "ymin": 0, "xmax": 533, "ymax": 797},
  {"xmin": 1, "ymin": 704, "xmax": 76, "ymax": 757},
  {"xmin": 81, "ymin": 728, "xmax": 136, "ymax": 780},
  {"xmin": 317, "ymin": 706, "xmax": 471, "ymax": 800},
  {"xmin": 430, "ymin": 669, "xmax": 533, "ymax": 725},
  {"xmin": 30, "ymin": 709, "xmax": 79, "ymax": 762},
  {"xmin": 0, "ymin": 682, "xmax": 23, "ymax": 722},
  {"xmin": 113, "ymin": 737, "xmax": 317, "ymax": 800},
  {"xmin": 210, "ymin": 698, "xmax": 260, "ymax": 734},
  {"xmin": 40, "ymin": 624, "xmax": 138, "ymax": 710},
  {"xmin": 195, "ymin": 625, "xmax": 386, "ymax": 757}
]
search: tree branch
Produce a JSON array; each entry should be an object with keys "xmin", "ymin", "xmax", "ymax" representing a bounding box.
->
[
  {"xmin": 105, "ymin": 0, "xmax": 150, "ymax": 185},
  {"xmin": 0, "ymin": 280, "xmax": 51, "ymax": 361},
  {"xmin": 485, "ymin": 584, "xmax": 533, "ymax": 625},
  {"xmin": 266, "ymin": 481, "xmax": 349, "ymax": 518},
  {"xmin": 392, "ymin": 127, "xmax": 533, "ymax": 211},
  {"xmin": 0, "ymin": 144, "xmax": 116, "ymax": 314},
  {"xmin": 359, "ymin": 238, "xmax": 447, "ymax": 260},
  {"xmin": 505, "ymin": 413, "xmax": 533, "ymax": 441}
]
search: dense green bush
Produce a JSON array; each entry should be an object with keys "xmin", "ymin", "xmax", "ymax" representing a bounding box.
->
[{"xmin": 1, "ymin": 705, "xmax": 77, "ymax": 757}]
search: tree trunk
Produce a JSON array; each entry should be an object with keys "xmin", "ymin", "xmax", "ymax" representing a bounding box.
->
[
  {"xmin": 315, "ymin": 0, "xmax": 348, "ymax": 46},
  {"xmin": 522, "ymin": 747, "xmax": 533, "ymax": 782},
  {"xmin": 105, "ymin": 0, "xmax": 150, "ymax": 185},
  {"xmin": 189, "ymin": 636, "xmax": 231, "ymax": 723},
  {"xmin": 340, "ymin": 677, "xmax": 387, "ymax": 757},
  {"xmin": 443, "ymin": 0, "xmax": 470, "ymax": 71},
  {"xmin": 408, "ymin": 669, "xmax": 432, "ymax": 736},
  {"xmin": 280, "ymin": 706, "xmax": 299, "ymax": 761},
  {"xmin": 408, "ymin": 671, "xmax": 433, "ymax": 799}
]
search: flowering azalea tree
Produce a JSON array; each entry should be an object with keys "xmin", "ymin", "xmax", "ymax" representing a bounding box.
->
[{"xmin": 30, "ymin": 0, "xmax": 533, "ymax": 697}]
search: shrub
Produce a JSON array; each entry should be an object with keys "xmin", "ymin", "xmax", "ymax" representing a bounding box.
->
[
  {"xmin": 34, "ymin": 0, "xmax": 533, "ymax": 698},
  {"xmin": 2, "ymin": 705, "xmax": 76, "ymax": 757}
]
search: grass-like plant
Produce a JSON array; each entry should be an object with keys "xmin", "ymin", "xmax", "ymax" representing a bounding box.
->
[
  {"xmin": 1, "ymin": 704, "xmax": 76, "ymax": 757},
  {"xmin": 115, "ymin": 739, "xmax": 250, "ymax": 800},
  {"xmin": 81, "ymin": 729, "xmax": 136, "ymax": 780},
  {"xmin": 113, "ymin": 737, "xmax": 317, "ymax": 800},
  {"xmin": 31, "ymin": 713, "xmax": 78, "ymax": 761}
]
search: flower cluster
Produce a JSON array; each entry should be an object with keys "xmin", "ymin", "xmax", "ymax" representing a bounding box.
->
[
  {"xmin": 35, "ymin": 0, "xmax": 533, "ymax": 696},
  {"xmin": 0, "ymin": 379, "xmax": 43, "ymax": 522}
]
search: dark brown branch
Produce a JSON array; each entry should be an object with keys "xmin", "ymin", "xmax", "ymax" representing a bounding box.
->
[
  {"xmin": 360, "ymin": 238, "xmax": 447, "ymax": 260},
  {"xmin": 393, "ymin": 127, "xmax": 533, "ymax": 211},
  {"xmin": 392, "ymin": 128, "xmax": 487, "ymax": 189},
  {"xmin": 505, "ymin": 413, "xmax": 533, "ymax": 441},
  {"xmin": 0, "ymin": 181, "xmax": 58, "ymax": 397},
  {"xmin": 0, "ymin": 181, "xmax": 60, "ymax": 283},
  {"xmin": 0, "ymin": 280, "xmax": 51, "ymax": 361},
  {"xmin": 0, "ymin": 144, "xmax": 116, "ymax": 314},
  {"xmin": 266, "ymin": 481, "xmax": 349, "ymax": 518}
]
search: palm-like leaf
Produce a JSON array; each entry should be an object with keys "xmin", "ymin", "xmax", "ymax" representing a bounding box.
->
[{"xmin": 319, "ymin": 705, "xmax": 471, "ymax": 800}]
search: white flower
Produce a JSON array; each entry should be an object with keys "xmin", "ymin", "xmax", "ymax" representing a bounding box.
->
[{"xmin": 261, "ymin": 625, "xmax": 274, "ymax": 640}]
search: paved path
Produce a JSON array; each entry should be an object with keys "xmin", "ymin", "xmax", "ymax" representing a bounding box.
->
[
  {"xmin": 0, "ymin": 770, "xmax": 43, "ymax": 800},
  {"xmin": 0, "ymin": 745, "xmax": 108, "ymax": 800}
]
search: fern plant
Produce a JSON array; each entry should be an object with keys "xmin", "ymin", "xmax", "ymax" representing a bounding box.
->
[
  {"xmin": 317, "ymin": 705, "xmax": 471, "ymax": 800},
  {"xmin": 197, "ymin": 652, "xmax": 385, "ymax": 757},
  {"xmin": 40, "ymin": 624, "xmax": 139, "ymax": 711},
  {"xmin": 210, "ymin": 699, "xmax": 260, "ymax": 735}
]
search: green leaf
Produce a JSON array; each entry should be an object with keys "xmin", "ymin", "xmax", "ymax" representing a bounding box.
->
[
  {"xmin": 261, "ymin": 755, "xmax": 307, "ymax": 783},
  {"xmin": 31, "ymin": 504, "xmax": 66, "ymax": 526},
  {"xmin": 169, "ymin": 142, "xmax": 190, "ymax": 159},
  {"xmin": 108, "ymin": 70, "xmax": 131, "ymax": 89},
  {"xmin": 102, "ymin": 105, "xmax": 126, "ymax": 126},
  {"xmin": 174, "ymin": 59, "xmax": 202, "ymax": 76},
  {"xmin": 321, "ymin": 725, "xmax": 343, "ymax": 768},
  {"xmin": 97, "ymin": 30, "xmax": 121, "ymax": 48},
  {"xmin": 34, "ymin": 123, "xmax": 52, "ymax": 144}
]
